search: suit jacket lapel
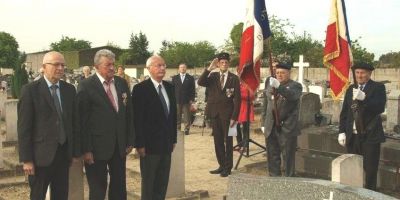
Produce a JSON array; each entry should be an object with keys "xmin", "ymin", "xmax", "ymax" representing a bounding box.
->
[
  {"xmin": 224, "ymin": 72, "xmax": 233, "ymax": 90},
  {"xmin": 163, "ymin": 81, "xmax": 174, "ymax": 119},
  {"xmin": 39, "ymin": 78, "xmax": 56, "ymax": 112},
  {"xmin": 59, "ymin": 81, "xmax": 68, "ymax": 119},
  {"xmin": 114, "ymin": 78, "xmax": 122, "ymax": 112}
]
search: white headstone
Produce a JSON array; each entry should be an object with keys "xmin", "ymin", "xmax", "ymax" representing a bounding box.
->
[
  {"xmin": 68, "ymin": 161, "xmax": 84, "ymax": 200},
  {"xmin": 386, "ymin": 90, "xmax": 400, "ymax": 132},
  {"xmin": 166, "ymin": 131, "xmax": 185, "ymax": 197},
  {"xmin": 293, "ymin": 55, "xmax": 309, "ymax": 90},
  {"xmin": 308, "ymin": 85, "xmax": 324, "ymax": 102},
  {"xmin": 4, "ymin": 99, "xmax": 19, "ymax": 141},
  {"xmin": 0, "ymin": 136, "xmax": 4, "ymax": 169},
  {"xmin": 332, "ymin": 154, "xmax": 363, "ymax": 188},
  {"xmin": 0, "ymin": 92, "xmax": 7, "ymax": 120}
]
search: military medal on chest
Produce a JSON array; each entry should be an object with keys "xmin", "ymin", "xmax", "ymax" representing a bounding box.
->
[{"xmin": 226, "ymin": 88, "xmax": 234, "ymax": 97}]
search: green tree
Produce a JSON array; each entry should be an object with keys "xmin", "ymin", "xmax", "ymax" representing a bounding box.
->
[
  {"xmin": 350, "ymin": 38, "xmax": 374, "ymax": 66},
  {"xmin": 50, "ymin": 36, "xmax": 91, "ymax": 51},
  {"xmin": 0, "ymin": 32, "xmax": 19, "ymax": 68},
  {"xmin": 159, "ymin": 41, "xmax": 216, "ymax": 67},
  {"xmin": 379, "ymin": 51, "xmax": 400, "ymax": 68},
  {"xmin": 11, "ymin": 52, "xmax": 28, "ymax": 98},
  {"xmin": 128, "ymin": 32, "xmax": 152, "ymax": 64}
]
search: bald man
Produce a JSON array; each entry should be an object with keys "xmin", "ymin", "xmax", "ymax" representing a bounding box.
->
[{"xmin": 18, "ymin": 51, "xmax": 78, "ymax": 200}]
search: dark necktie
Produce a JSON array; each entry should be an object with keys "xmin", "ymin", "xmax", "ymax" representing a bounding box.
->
[
  {"xmin": 220, "ymin": 73, "xmax": 225, "ymax": 89},
  {"xmin": 50, "ymin": 85, "xmax": 66, "ymax": 144},
  {"xmin": 158, "ymin": 84, "xmax": 169, "ymax": 117},
  {"xmin": 104, "ymin": 81, "xmax": 118, "ymax": 112},
  {"xmin": 359, "ymin": 84, "xmax": 364, "ymax": 91}
]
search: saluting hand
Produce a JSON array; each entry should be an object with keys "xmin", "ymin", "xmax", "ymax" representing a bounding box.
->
[{"xmin": 207, "ymin": 58, "xmax": 218, "ymax": 71}]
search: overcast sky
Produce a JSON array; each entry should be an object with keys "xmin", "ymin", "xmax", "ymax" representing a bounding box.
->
[{"xmin": 1, "ymin": 0, "xmax": 399, "ymax": 60}]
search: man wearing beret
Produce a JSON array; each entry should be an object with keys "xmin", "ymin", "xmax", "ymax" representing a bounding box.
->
[
  {"xmin": 198, "ymin": 52, "xmax": 241, "ymax": 177},
  {"xmin": 338, "ymin": 62, "xmax": 386, "ymax": 191},
  {"xmin": 263, "ymin": 62, "xmax": 302, "ymax": 177}
]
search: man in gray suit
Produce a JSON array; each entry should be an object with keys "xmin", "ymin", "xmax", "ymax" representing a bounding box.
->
[
  {"xmin": 18, "ymin": 51, "xmax": 78, "ymax": 200},
  {"xmin": 262, "ymin": 62, "xmax": 302, "ymax": 177},
  {"xmin": 76, "ymin": 49, "xmax": 134, "ymax": 200}
]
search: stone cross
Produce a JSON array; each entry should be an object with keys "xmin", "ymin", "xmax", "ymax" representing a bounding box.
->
[{"xmin": 293, "ymin": 55, "xmax": 309, "ymax": 86}]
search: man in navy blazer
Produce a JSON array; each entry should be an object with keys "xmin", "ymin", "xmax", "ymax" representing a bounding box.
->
[{"xmin": 132, "ymin": 55, "xmax": 177, "ymax": 200}]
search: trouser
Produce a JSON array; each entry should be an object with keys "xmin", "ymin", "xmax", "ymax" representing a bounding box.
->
[
  {"xmin": 266, "ymin": 127, "xmax": 297, "ymax": 177},
  {"xmin": 347, "ymin": 134, "xmax": 381, "ymax": 191},
  {"xmin": 140, "ymin": 154, "xmax": 172, "ymax": 200},
  {"xmin": 211, "ymin": 116, "xmax": 233, "ymax": 172},
  {"xmin": 177, "ymin": 103, "xmax": 191, "ymax": 132},
  {"xmin": 28, "ymin": 143, "xmax": 69, "ymax": 200},
  {"xmin": 85, "ymin": 145, "xmax": 127, "ymax": 200}
]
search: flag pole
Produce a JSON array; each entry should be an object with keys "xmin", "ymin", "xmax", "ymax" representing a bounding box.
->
[{"xmin": 267, "ymin": 38, "xmax": 281, "ymax": 129}]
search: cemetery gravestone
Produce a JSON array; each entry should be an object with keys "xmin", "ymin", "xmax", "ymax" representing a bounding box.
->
[
  {"xmin": 293, "ymin": 55, "xmax": 309, "ymax": 92},
  {"xmin": 332, "ymin": 154, "xmax": 363, "ymax": 187},
  {"xmin": 386, "ymin": 90, "xmax": 400, "ymax": 133},
  {"xmin": 4, "ymin": 99, "xmax": 18, "ymax": 141},
  {"xmin": 166, "ymin": 131, "xmax": 185, "ymax": 197},
  {"xmin": 299, "ymin": 93, "xmax": 321, "ymax": 128}
]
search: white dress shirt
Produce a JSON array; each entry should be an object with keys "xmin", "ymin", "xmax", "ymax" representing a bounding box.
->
[{"xmin": 220, "ymin": 71, "xmax": 228, "ymax": 88}]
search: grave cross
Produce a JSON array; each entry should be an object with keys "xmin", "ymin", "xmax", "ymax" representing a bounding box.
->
[{"xmin": 293, "ymin": 55, "xmax": 309, "ymax": 86}]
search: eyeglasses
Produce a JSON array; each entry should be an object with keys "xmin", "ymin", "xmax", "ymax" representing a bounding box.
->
[{"xmin": 44, "ymin": 63, "xmax": 66, "ymax": 68}]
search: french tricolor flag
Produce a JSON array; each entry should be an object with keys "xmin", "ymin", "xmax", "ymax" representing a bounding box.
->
[
  {"xmin": 324, "ymin": 0, "xmax": 353, "ymax": 100},
  {"xmin": 238, "ymin": 0, "xmax": 272, "ymax": 93}
]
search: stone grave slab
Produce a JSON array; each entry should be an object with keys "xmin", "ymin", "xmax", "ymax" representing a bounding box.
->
[
  {"xmin": 227, "ymin": 173, "xmax": 397, "ymax": 200},
  {"xmin": 299, "ymin": 93, "xmax": 321, "ymax": 128}
]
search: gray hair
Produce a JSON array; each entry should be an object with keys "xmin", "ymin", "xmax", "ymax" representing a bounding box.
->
[
  {"xmin": 94, "ymin": 49, "xmax": 115, "ymax": 66},
  {"xmin": 82, "ymin": 66, "xmax": 90, "ymax": 71},
  {"xmin": 146, "ymin": 55, "xmax": 163, "ymax": 68}
]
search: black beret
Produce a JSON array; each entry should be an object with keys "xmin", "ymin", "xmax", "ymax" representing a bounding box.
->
[
  {"xmin": 217, "ymin": 52, "xmax": 230, "ymax": 61},
  {"xmin": 276, "ymin": 62, "xmax": 292, "ymax": 70},
  {"xmin": 352, "ymin": 62, "xmax": 374, "ymax": 71}
]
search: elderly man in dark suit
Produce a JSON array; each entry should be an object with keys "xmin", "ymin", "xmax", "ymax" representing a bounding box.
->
[
  {"xmin": 132, "ymin": 55, "xmax": 177, "ymax": 200},
  {"xmin": 76, "ymin": 49, "xmax": 134, "ymax": 200},
  {"xmin": 198, "ymin": 52, "xmax": 241, "ymax": 177},
  {"xmin": 172, "ymin": 63, "xmax": 195, "ymax": 135},
  {"xmin": 338, "ymin": 62, "xmax": 386, "ymax": 191},
  {"xmin": 18, "ymin": 51, "xmax": 78, "ymax": 200},
  {"xmin": 263, "ymin": 63, "xmax": 302, "ymax": 177}
]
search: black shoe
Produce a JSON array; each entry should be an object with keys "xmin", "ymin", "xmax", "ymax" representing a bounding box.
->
[
  {"xmin": 220, "ymin": 171, "xmax": 231, "ymax": 177},
  {"xmin": 209, "ymin": 167, "xmax": 223, "ymax": 174}
]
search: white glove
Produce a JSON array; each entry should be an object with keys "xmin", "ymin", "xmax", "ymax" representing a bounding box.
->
[
  {"xmin": 269, "ymin": 77, "xmax": 280, "ymax": 88},
  {"xmin": 338, "ymin": 133, "xmax": 346, "ymax": 147},
  {"xmin": 352, "ymin": 88, "xmax": 365, "ymax": 101},
  {"xmin": 261, "ymin": 127, "xmax": 265, "ymax": 133}
]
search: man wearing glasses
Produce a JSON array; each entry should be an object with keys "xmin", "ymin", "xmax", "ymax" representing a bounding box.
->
[{"xmin": 18, "ymin": 51, "xmax": 78, "ymax": 200}]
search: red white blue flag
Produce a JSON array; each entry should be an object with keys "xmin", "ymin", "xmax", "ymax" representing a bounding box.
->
[
  {"xmin": 238, "ymin": 0, "xmax": 272, "ymax": 93},
  {"xmin": 324, "ymin": 0, "xmax": 353, "ymax": 100}
]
